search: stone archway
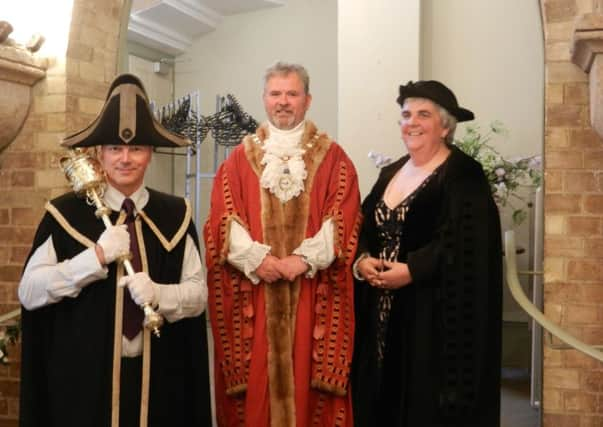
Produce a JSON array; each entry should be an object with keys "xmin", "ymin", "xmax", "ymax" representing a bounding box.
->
[{"xmin": 540, "ymin": 0, "xmax": 603, "ymax": 426}]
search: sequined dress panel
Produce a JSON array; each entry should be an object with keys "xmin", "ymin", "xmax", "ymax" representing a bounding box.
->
[{"xmin": 374, "ymin": 168, "xmax": 441, "ymax": 364}]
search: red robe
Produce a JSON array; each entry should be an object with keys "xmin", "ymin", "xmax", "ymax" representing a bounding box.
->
[{"xmin": 204, "ymin": 122, "xmax": 361, "ymax": 427}]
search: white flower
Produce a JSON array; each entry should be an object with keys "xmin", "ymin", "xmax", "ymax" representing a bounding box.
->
[
  {"xmin": 528, "ymin": 156, "xmax": 542, "ymax": 169},
  {"xmin": 490, "ymin": 120, "xmax": 508, "ymax": 136},
  {"xmin": 368, "ymin": 151, "xmax": 393, "ymax": 168},
  {"xmin": 494, "ymin": 182, "xmax": 507, "ymax": 199},
  {"xmin": 495, "ymin": 167, "xmax": 506, "ymax": 178}
]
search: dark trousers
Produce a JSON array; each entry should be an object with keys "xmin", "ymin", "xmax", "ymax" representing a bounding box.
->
[{"xmin": 120, "ymin": 356, "xmax": 142, "ymax": 427}]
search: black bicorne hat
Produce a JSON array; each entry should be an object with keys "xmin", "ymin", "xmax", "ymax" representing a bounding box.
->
[
  {"xmin": 61, "ymin": 73, "xmax": 190, "ymax": 148},
  {"xmin": 396, "ymin": 80, "xmax": 475, "ymax": 122}
]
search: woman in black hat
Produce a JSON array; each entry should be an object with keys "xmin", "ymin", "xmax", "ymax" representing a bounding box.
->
[{"xmin": 351, "ymin": 80, "xmax": 502, "ymax": 426}]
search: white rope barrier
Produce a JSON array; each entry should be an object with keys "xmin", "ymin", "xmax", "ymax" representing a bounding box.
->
[
  {"xmin": 0, "ymin": 308, "xmax": 20, "ymax": 325},
  {"xmin": 505, "ymin": 230, "xmax": 603, "ymax": 363}
]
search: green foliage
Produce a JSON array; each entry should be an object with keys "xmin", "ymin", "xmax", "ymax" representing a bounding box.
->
[{"xmin": 454, "ymin": 121, "xmax": 542, "ymax": 225}]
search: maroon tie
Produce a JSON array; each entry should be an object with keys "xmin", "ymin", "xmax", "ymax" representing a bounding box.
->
[{"xmin": 121, "ymin": 198, "xmax": 144, "ymax": 339}]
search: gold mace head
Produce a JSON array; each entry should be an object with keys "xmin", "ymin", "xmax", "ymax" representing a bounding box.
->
[
  {"xmin": 143, "ymin": 304, "xmax": 164, "ymax": 337},
  {"xmin": 59, "ymin": 149, "xmax": 106, "ymax": 196}
]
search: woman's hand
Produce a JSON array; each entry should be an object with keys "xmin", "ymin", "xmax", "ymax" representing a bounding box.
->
[
  {"xmin": 357, "ymin": 256, "xmax": 384, "ymax": 286},
  {"xmin": 376, "ymin": 260, "xmax": 412, "ymax": 289}
]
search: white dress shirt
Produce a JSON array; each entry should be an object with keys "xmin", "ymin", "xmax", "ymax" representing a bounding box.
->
[
  {"xmin": 226, "ymin": 121, "xmax": 335, "ymax": 281},
  {"xmin": 18, "ymin": 184, "xmax": 208, "ymax": 357}
]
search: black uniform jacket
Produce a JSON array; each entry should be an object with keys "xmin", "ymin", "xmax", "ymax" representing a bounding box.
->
[{"xmin": 19, "ymin": 188, "xmax": 211, "ymax": 427}]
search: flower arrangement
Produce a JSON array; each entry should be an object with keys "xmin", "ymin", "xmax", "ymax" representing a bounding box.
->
[{"xmin": 454, "ymin": 121, "xmax": 542, "ymax": 225}]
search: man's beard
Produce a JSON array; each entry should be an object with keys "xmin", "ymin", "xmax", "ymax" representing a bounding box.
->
[{"xmin": 270, "ymin": 110, "xmax": 296, "ymax": 130}]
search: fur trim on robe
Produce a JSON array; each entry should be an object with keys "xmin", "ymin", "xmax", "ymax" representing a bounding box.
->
[{"xmin": 244, "ymin": 122, "xmax": 330, "ymax": 426}]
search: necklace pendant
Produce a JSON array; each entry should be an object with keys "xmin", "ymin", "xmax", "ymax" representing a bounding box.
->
[{"xmin": 279, "ymin": 175, "xmax": 292, "ymax": 190}]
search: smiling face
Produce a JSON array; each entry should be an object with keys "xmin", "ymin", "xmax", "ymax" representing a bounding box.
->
[
  {"xmin": 399, "ymin": 98, "xmax": 450, "ymax": 154},
  {"xmin": 263, "ymin": 72, "xmax": 312, "ymax": 130},
  {"xmin": 98, "ymin": 145, "xmax": 152, "ymax": 196}
]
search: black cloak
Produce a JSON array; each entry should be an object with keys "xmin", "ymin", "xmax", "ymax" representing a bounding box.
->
[
  {"xmin": 19, "ymin": 188, "xmax": 212, "ymax": 427},
  {"xmin": 351, "ymin": 146, "xmax": 502, "ymax": 427}
]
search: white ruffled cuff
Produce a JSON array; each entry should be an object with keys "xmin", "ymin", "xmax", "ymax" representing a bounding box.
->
[
  {"xmin": 227, "ymin": 221, "xmax": 271, "ymax": 285},
  {"xmin": 352, "ymin": 252, "xmax": 370, "ymax": 281},
  {"xmin": 292, "ymin": 218, "xmax": 335, "ymax": 279}
]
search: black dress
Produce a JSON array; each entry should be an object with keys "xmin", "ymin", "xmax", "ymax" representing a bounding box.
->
[{"xmin": 351, "ymin": 146, "xmax": 502, "ymax": 427}]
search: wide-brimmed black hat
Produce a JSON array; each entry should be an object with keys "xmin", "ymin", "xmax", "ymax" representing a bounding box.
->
[
  {"xmin": 62, "ymin": 73, "xmax": 190, "ymax": 148},
  {"xmin": 396, "ymin": 80, "xmax": 474, "ymax": 122}
]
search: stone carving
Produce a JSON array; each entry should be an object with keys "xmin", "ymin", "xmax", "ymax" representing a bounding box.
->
[
  {"xmin": 572, "ymin": 14, "xmax": 603, "ymax": 138},
  {"xmin": 0, "ymin": 20, "xmax": 47, "ymax": 153}
]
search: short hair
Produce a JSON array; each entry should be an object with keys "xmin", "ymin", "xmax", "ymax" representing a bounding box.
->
[
  {"xmin": 263, "ymin": 61, "xmax": 310, "ymax": 94},
  {"xmin": 403, "ymin": 97, "xmax": 458, "ymax": 145},
  {"xmin": 437, "ymin": 104, "xmax": 457, "ymax": 145}
]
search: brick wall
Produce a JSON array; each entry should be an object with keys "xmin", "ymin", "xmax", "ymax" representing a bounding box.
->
[
  {"xmin": 0, "ymin": 0, "xmax": 126, "ymax": 424},
  {"xmin": 542, "ymin": 0, "xmax": 603, "ymax": 425}
]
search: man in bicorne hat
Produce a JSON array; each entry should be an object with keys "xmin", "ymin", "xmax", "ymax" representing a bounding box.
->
[{"xmin": 18, "ymin": 74, "xmax": 212, "ymax": 427}]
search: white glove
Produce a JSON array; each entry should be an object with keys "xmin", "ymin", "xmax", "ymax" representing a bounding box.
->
[
  {"xmin": 97, "ymin": 225, "xmax": 130, "ymax": 264},
  {"xmin": 118, "ymin": 272, "xmax": 158, "ymax": 307}
]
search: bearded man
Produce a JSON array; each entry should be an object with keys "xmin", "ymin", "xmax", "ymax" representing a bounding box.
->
[{"xmin": 204, "ymin": 61, "xmax": 361, "ymax": 427}]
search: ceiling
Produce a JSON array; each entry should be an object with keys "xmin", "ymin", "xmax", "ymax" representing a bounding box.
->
[{"xmin": 127, "ymin": 0, "xmax": 286, "ymax": 56}]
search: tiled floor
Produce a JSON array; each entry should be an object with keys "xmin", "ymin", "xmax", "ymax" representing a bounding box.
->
[{"xmin": 500, "ymin": 368, "xmax": 540, "ymax": 427}]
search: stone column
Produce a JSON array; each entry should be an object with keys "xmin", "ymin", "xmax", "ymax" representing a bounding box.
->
[{"xmin": 0, "ymin": 26, "xmax": 47, "ymax": 152}]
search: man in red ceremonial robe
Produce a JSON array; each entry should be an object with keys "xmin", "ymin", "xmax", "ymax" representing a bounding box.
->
[{"xmin": 204, "ymin": 62, "xmax": 361, "ymax": 427}]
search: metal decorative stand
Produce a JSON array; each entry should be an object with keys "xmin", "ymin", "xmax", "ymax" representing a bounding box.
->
[{"xmin": 154, "ymin": 92, "xmax": 258, "ymax": 234}]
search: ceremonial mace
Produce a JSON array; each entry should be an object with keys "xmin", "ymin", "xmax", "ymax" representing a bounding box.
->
[{"xmin": 60, "ymin": 149, "xmax": 164, "ymax": 337}]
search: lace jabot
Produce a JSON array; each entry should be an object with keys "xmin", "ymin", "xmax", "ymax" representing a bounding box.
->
[{"xmin": 260, "ymin": 121, "xmax": 308, "ymax": 203}]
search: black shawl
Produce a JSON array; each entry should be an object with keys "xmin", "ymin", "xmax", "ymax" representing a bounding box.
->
[{"xmin": 351, "ymin": 146, "xmax": 502, "ymax": 427}]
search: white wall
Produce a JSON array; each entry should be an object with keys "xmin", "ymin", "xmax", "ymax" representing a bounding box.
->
[
  {"xmin": 421, "ymin": 0, "xmax": 544, "ymax": 322},
  {"xmin": 174, "ymin": 0, "xmax": 422, "ymax": 202},
  {"xmin": 146, "ymin": 0, "xmax": 542, "ymax": 235},
  {"xmin": 421, "ymin": 0, "xmax": 544, "ymax": 162},
  {"xmin": 338, "ymin": 0, "xmax": 421, "ymax": 197},
  {"xmin": 128, "ymin": 54, "xmax": 176, "ymax": 195},
  {"xmin": 174, "ymin": 0, "xmax": 338, "ymax": 135},
  {"xmin": 173, "ymin": 0, "xmax": 337, "ymax": 229}
]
